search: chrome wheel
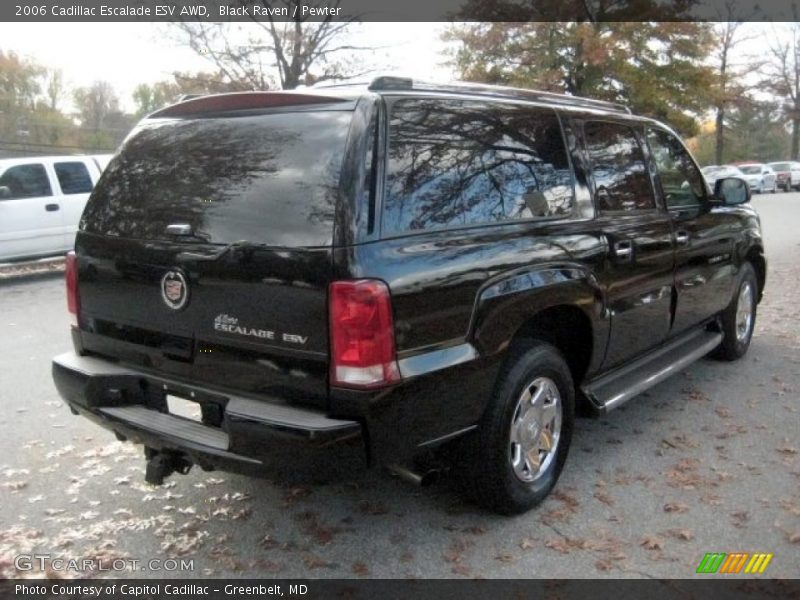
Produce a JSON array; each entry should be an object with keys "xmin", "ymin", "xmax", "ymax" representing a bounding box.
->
[
  {"xmin": 735, "ymin": 281, "xmax": 754, "ymax": 343},
  {"xmin": 509, "ymin": 376, "xmax": 562, "ymax": 483}
]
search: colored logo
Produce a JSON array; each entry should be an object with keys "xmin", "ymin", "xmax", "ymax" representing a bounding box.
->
[
  {"xmin": 696, "ymin": 552, "xmax": 773, "ymax": 574},
  {"xmin": 160, "ymin": 270, "xmax": 189, "ymax": 310}
]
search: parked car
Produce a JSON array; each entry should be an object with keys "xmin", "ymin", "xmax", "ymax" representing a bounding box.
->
[
  {"xmin": 767, "ymin": 161, "xmax": 800, "ymax": 191},
  {"xmin": 701, "ymin": 165, "xmax": 745, "ymax": 190},
  {"xmin": 0, "ymin": 156, "xmax": 104, "ymax": 262},
  {"xmin": 737, "ymin": 163, "xmax": 777, "ymax": 193},
  {"xmin": 52, "ymin": 78, "xmax": 765, "ymax": 514}
]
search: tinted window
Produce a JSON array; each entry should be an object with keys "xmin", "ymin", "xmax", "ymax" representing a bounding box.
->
[
  {"xmin": 55, "ymin": 161, "xmax": 93, "ymax": 194},
  {"xmin": 584, "ymin": 121, "xmax": 655, "ymax": 212},
  {"xmin": 646, "ymin": 129, "xmax": 706, "ymax": 208},
  {"xmin": 384, "ymin": 99, "xmax": 574, "ymax": 235},
  {"xmin": 0, "ymin": 164, "xmax": 52, "ymax": 200},
  {"xmin": 82, "ymin": 110, "xmax": 351, "ymax": 247}
]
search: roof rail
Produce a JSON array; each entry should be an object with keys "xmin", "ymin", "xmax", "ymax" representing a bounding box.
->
[{"xmin": 366, "ymin": 76, "xmax": 632, "ymax": 114}]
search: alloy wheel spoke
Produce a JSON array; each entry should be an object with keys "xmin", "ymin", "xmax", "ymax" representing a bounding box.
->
[
  {"xmin": 526, "ymin": 446, "xmax": 541, "ymax": 472},
  {"xmin": 539, "ymin": 429, "xmax": 554, "ymax": 451},
  {"xmin": 541, "ymin": 400, "xmax": 558, "ymax": 427}
]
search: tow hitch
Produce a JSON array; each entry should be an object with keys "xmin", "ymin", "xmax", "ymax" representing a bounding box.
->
[{"xmin": 144, "ymin": 447, "xmax": 192, "ymax": 485}]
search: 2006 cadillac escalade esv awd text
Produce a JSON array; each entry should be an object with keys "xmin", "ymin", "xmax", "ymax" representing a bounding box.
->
[{"xmin": 52, "ymin": 77, "xmax": 766, "ymax": 514}]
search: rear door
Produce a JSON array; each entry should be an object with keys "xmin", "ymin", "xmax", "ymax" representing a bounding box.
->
[
  {"xmin": 76, "ymin": 102, "xmax": 355, "ymax": 406},
  {"xmin": 645, "ymin": 127, "xmax": 738, "ymax": 334},
  {"xmin": 0, "ymin": 162, "xmax": 62, "ymax": 260},
  {"xmin": 580, "ymin": 120, "xmax": 675, "ymax": 370}
]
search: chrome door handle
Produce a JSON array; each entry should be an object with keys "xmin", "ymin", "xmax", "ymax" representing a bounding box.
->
[
  {"xmin": 166, "ymin": 223, "xmax": 193, "ymax": 236},
  {"xmin": 613, "ymin": 240, "xmax": 633, "ymax": 261},
  {"xmin": 675, "ymin": 230, "xmax": 690, "ymax": 245}
]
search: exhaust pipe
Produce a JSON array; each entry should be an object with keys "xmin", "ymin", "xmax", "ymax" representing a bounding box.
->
[{"xmin": 387, "ymin": 463, "xmax": 440, "ymax": 487}]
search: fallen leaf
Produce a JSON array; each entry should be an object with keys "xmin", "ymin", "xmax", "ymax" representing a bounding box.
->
[
  {"xmin": 464, "ymin": 525, "xmax": 488, "ymax": 535},
  {"xmin": 731, "ymin": 510, "xmax": 749, "ymax": 528},
  {"xmin": 544, "ymin": 537, "xmax": 571, "ymax": 554},
  {"xmin": 352, "ymin": 561, "xmax": 369, "ymax": 576},
  {"xmin": 668, "ymin": 529, "xmax": 694, "ymax": 541},
  {"xmin": 520, "ymin": 537, "xmax": 536, "ymax": 550},
  {"xmin": 664, "ymin": 502, "xmax": 690, "ymax": 513},
  {"xmin": 495, "ymin": 552, "xmax": 516, "ymax": 563},
  {"xmin": 640, "ymin": 535, "xmax": 664, "ymax": 550},
  {"xmin": 595, "ymin": 559, "xmax": 615, "ymax": 571}
]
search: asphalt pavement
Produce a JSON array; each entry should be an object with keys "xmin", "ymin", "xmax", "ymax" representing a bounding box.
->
[{"xmin": 1, "ymin": 193, "xmax": 798, "ymax": 579}]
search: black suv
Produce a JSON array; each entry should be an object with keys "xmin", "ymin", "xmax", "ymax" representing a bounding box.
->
[{"xmin": 52, "ymin": 77, "xmax": 765, "ymax": 514}]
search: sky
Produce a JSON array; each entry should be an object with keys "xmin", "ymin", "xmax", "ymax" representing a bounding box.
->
[
  {"xmin": 0, "ymin": 22, "xmax": 790, "ymax": 113},
  {"xmin": 0, "ymin": 22, "xmax": 455, "ymax": 111}
]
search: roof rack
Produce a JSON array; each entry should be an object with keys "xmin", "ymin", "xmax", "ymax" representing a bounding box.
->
[{"xmin": 364, "ymin": 76, "xmax": 632, "ymax": 115}]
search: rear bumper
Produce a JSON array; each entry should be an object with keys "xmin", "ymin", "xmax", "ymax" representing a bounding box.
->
[{"xmin": 52, "ymin": 352, "xmax": 366, "ymax": 476}]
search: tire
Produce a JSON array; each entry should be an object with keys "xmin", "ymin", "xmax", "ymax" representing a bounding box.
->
[
  {"xmin": 713, "ymin": 263, "xmax": 758, "ymax": 361},
  {"xmin": 467, "ymin": 341, "xmax": 575, "ymax": 514}
]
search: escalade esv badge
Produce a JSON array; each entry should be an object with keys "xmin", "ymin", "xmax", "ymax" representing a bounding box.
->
[{"xmin": 160, "ymin": 270, "xmax": 189, "ymax": 310}]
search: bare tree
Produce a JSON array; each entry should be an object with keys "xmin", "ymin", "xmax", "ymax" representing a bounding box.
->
[
  {"xmin": 45, "ymin": 69, "xmax": 66, "ymax": 112},
  {"xmin": 765, "ymin": 24, "xmax": 800, "ymax": 159},
  {"xmin": 706, "ymin": 0, "xmax": 766, "ymax": 164},
  {"xmin": 711, "ymin": 22, "xmax": 761, "ymax": 164},
  {"xmin": 73, "ymin": 81, "xmax": 119, "ymax": 132},
  {"xmin": 173, "ymin": 1, "xmax": 373, "ymax": 90}
]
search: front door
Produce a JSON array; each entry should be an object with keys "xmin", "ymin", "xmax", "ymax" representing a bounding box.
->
[
  {"xmin": 645, "ymin": 127, "xmax": 738, "ymax": 335},
  {"xmin": 581, "ymin": 120, "xmax": 675, "ymax": 371},
  {"xmin": 0, "ymin": 162, "xmax": 62, "ymax": 261}
]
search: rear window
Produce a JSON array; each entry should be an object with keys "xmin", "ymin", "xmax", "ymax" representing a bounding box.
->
[
  {"xmin": 81, "ymin": 110, "xmax": 351, "ymax": 247},
  {"xmin": 55, "ymin": 161, "xmax": 93, "ymax": 194},
  {"xmin": 770, "ymin": 163, "xmax": 790, "ymax": 170}
]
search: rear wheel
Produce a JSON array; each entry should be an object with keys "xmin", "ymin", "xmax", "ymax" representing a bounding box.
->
[
  {"xmin": 714, "ymin": 263, "xmax": 758, "ymax": 361},
  {"xmin": 467, "ymin": 342, "xmax": 574, "ymax": 514}
]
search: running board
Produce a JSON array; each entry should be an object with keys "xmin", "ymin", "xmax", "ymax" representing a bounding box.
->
[{"xmin": 582, "ymin": 329, "xmax": 722, "ymax": 413}]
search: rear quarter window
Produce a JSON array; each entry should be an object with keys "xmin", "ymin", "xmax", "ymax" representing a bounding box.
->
[
  {"xmin": 55, "ymin": 161, "xmax": 93, "ymax": 194},
  {"xmin": 82, "ymin": 110, "xmax": 351, "ymax": 247},
  {"xmin": 383, "ymin": 98, "xmax": 574, "ymax": 235}
]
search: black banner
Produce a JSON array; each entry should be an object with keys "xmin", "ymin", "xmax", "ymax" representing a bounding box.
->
[
  {"xmin": 3, "ymin": 0, "xmax": 800, "ymax": 23},
  {"xmin": 3, "ymin": 579, "xmax": 800, "ymax": 600}
]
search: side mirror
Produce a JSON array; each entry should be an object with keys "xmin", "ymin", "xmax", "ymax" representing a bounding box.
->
[
  {"xmin": 714, "ymin": 177, "xmax": 750, "ymax": 205},
  {"xmin": 0, "ymin": 186, "xmax": 10, "ymax": 199}
]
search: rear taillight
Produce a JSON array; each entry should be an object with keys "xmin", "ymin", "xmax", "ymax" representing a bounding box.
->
[
  {"xmin": 65, "ymin": 251, "xmax": 79, "ymax": 326},
  {"xmin": 329, "ymin": 280, "xmax": 400, "ymax": 389}
]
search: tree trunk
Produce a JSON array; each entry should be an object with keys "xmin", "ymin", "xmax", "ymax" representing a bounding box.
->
[
  {"xmin": 715, "ymin": 105, "xmax": 725, "ymax": 164},
  {"xmin": 793, "ymin": 116, "xmax": 800, "ymax": 160}
]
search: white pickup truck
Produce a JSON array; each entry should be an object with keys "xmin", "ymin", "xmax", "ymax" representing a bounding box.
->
[{"xmin": 0, "ymin": 155, "xmax": 110, "ymax": 262}]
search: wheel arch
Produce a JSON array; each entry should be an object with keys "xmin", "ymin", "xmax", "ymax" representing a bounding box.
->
[{"xmin": 469, "ymin": 266, "xmax": 608, "ymax": 413}]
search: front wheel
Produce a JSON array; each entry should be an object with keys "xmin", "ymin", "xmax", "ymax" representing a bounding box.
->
[
  {"xmin": 467, "ymin": 342, "xmax": 574, "ymax": 514},
  {"xmin": 713, "ymin": 263, "xmax": 758, "ymax": 361}
]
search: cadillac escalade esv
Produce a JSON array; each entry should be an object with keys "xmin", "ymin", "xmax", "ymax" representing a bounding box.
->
[{"xmin": 52, "ymin": 77, "xmax": 765, "ymax": 514}]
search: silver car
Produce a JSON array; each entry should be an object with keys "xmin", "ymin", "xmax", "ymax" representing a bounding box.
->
[
  {"xmin": 701, "ymin": 165, "xmax": 746, "ymax": 191},
  {"xmin": 737, "ymin": 163, "xmax": 777, "ymax": 193}
]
